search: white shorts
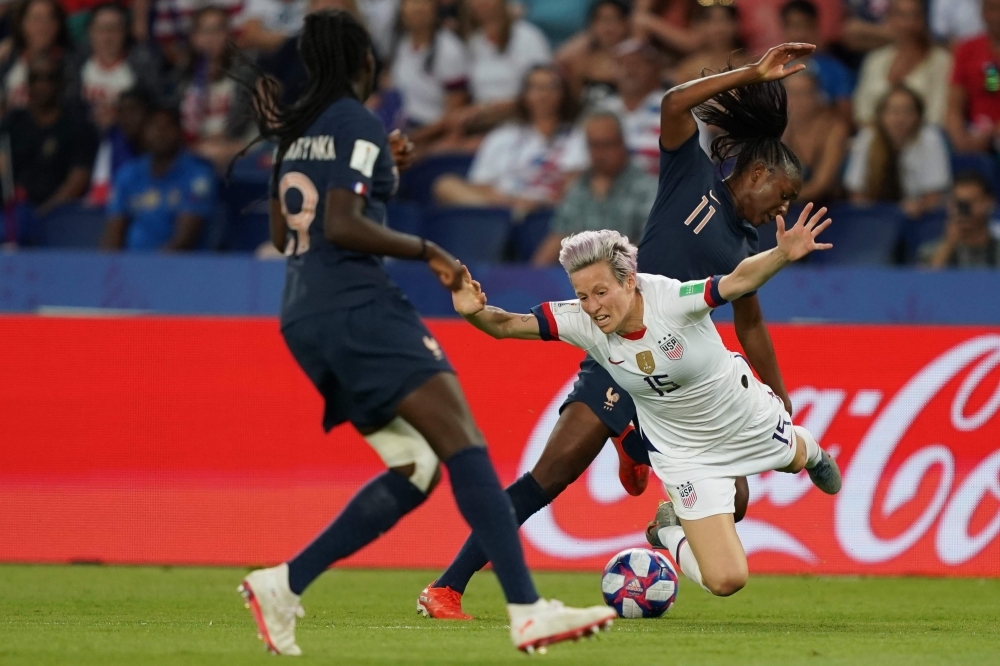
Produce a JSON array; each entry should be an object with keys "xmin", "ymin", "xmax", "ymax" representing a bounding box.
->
[{"xmin": 652, "ymin": 389, "xmax": 798, "ymax": 521}]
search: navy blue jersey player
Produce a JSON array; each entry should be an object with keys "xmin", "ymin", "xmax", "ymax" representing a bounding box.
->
[
  {"xmin": 235, "ymin": 10, "xmax": 615, "ymax": 656},
  {"xmin": 420, "ymin": 42, "xmax": 816, "ymax": 618}
]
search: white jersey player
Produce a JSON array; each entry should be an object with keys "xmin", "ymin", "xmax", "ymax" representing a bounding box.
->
[{"xmin": 453, "ymin": 204, "xmax": 842, "ymax": 598}]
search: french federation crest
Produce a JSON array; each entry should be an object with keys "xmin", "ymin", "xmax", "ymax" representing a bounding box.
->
[
  {"xmin": 636, "ymin": 351, "xmax": 655, "ymax": 374},
  {"xmin": 659, "ymin": 335, "xmax": 684, "ymax": 361}
]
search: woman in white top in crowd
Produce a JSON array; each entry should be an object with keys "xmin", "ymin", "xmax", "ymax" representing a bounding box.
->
[
  {"xmin": 0, "ymin": 0, "xmax": 70, "ymax": 110},
  {"xmin": 180, "ymin": 6, "xmax": 255, "ymax": 170},
  {"xmin": 445, "ymin": 0, "xmax": 552, "ymax": 136},
  {"xmin": 852, "ymin": 0, "xmax": 951, "ymax": 126},
  {"xmin": 844, "ymin": 85, "xmax": 952, "ymax": 218},
  {"xmin": 70, "ymin": 4, "xmax": 160, "ymax": 132},
  {"xmin": 389, "ymin": 0, "xmax": 469, "ymax": 148},
  {"xmin": 433, "ymin": 64, "xmax": 587, "ymax": 217}
]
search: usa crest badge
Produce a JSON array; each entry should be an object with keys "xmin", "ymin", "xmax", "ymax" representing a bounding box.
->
[
  {"xmin": 659, "ymin": 335, "xmax": 684, "ymax": 361},
  {"xmin": 636, "ymin": 351, "xmax": 655, "ymax": 374},
  {"xmin": 677, "ymin": 482, "xmax": 697, "ymax": 510}
]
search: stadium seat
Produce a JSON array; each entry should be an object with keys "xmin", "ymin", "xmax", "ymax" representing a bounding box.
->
[
  {"xmin": 808, "ymin": 203, "xmax": 904, "ymax": 265},
  {"xmin": 424, "ymin": 207, "xmax": 511, "ymax": 263},
  {"xmin": 510, "ymin": 209, "xmax": 554, "ymax": 262},
  {"xmin": 31, "ymin": 204, "xmax": 107, "ymax": 248},
  {"xmin": 900, "ymin": 210, "xmax": 947, "ymax": 263},
  {"xmin": 396, "ymin": 153, "xmax": 474, "ymax": 206},
  {"xmin": 386, "ymin": 201, "xmax": 424, "ymax": 237},
  {"xmin": 951, "ymin": 153, "xmax": 998, "ymax": 186}
]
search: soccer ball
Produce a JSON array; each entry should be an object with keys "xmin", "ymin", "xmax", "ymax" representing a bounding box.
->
[{"xmin": 601, "ymin": 548, "xmax": 678, "ymax": 618}]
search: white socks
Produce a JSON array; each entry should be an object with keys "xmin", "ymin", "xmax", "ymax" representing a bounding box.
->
[
  {"xmin": 794, "ymin": 425, "xmax": 824, "ymax": 469},
  {"xmin": 656, "ymin": 525, "xmax": 710, "ymax": 593}
]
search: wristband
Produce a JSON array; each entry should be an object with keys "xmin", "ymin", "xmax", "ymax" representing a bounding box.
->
[{"xmin": 417, "ymin": 237, "xmax": 429, "ymax": 260}]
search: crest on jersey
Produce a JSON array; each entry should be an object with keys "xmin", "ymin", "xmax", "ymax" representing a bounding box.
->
[
  {"xmin": 677, "ymin": 481, "xmax": 698, "ymax": 510},
  {"xmin": 604, "ymin": 387, "xmax": 619, "ymax": 410},
  {"xmin": 659, "ymin": 335, "xmax": 684, "ymax": 361},
  {"xmin": 423, "ymin": 336, "xmax": 444, "ymax": 361},
  {"xmin": 636, "ymin": 351, "xmax": 655, "ymax": 374}
]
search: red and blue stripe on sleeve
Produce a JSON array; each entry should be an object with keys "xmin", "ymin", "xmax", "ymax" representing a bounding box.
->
[
  {"xmin": 529, "ymin": 303, "xmax": 560, "ymax": 341},
  {"xmin": 704, "ymin": 275, "xmax": 729, "ymax": 309}
]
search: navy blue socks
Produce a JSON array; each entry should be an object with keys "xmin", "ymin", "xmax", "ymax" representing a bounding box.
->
[
  {"xmin": 436, "ymin": 469, "xmax": 550, "ymax": 596},
  {"xmin": 444, "ymin": 447, "xmax": 539, "ymax": 605},
  {"xmin": 286, "ymin": 470, "xmax": 427, "ymax": 595}
]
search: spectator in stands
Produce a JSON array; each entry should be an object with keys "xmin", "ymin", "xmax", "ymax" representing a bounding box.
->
[
  {"xmin": 358, "ymin": 0, "xmax": 401, "ymax": 60},
  {"xmin": 920, "ymin": 171, "xmax": 1000, "ymax": 268},
  {"xmin": 69, "ymin": 4, "xmax": 160, "ymax": 132},
  {"xmin": 519, "ymin": 0, "xmax": 589, "ymax": 47},
  {"xmin": 844, "ymin": 85, "xmax": 951, "ymax": 218},
  {"xmin": 852, "ymin": 0, "xmax": 951, "ymax": 127},
  {"xmin": 782, "ymin": 66, "xmax": 848, "ymax": 203},
  {"xmin": 946, "ymin": 0, "xmax": 1000, "ymax": 154},
  {"xmin": 0, "ymin": 0, "xmax": 71, "ymax": 110},
  {"xmin": 451, "ymin": 0, "xmax": 551, "ymax": 133},
  {"xmin": 103, "ymin": 105, "xmax": 217, "ymax": 251},
  {"xmin": 780, "ymin": 0, "xmax": 853, "ymax": 124},
  {"xmin": 0, "ymin": 53, "xmax": 97, "ymax": 217},
  {"xmin": 597, "ymin": 39, "xmax": 665, "ymax": 175},
  {"xmin": 672, "ymin": 3, "xmax": 745, "ymax": 85},
  {"xmin": 180, "ymin": 6, "xmax": 255, "ymax": 171},
  {"xmin": 236, "ymin": 0, "xmax": 308, "ymax": 53},
  {"xmin": 842, "ymin": 0, "xmax": 893, "ymax": 54},
  {"xmin": 738, "ymin": 0, "xmax": 844, "ymax": 56},
  {"xmin": 556, "ymin": 0, "xmax": 631, "ymax": 109},
  {"xmin": 433, "ymin": 65, "xmax": 586, "ymax": 216},
  {"xmin": 930, "ymin": 0, "xmax": 984, "ymax": 45},
  {"xmin": 389, "ymin": 0, "xmax": 469, "ymax": 148},
  {"xmin": 630, "ymin": 0, "xmax": 700, "ymax": 64},
  {"xmin": 148, "ymin": 0, "xmax": 245, "ymax": 67},
  {"xmin": 88, "ymin": 86, "xmax": 152, "ymax": 205},
  {"xmin": 531, "ymin": 112, "xmax": 655, "ymax": 266}
]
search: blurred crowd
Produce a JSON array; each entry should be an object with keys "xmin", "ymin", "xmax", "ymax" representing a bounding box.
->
[{"xmin": 0, "ymin": 0, "xmax": 998, "ymax": 268}]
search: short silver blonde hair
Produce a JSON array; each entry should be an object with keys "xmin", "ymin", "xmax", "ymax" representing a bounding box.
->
[{"xmin": 558, "ymin": 230, "xmax": 638, "ymax": 286}]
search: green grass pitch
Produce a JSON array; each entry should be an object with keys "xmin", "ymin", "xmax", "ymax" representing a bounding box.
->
[{"xmin": 1, "ymin": 565, "xmax": 998, "ymax": 665}]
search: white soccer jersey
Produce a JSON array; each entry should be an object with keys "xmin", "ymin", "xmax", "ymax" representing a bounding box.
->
[{"xmin": 531, "ymin": 273, "xmax": 782, "ymax": 475}]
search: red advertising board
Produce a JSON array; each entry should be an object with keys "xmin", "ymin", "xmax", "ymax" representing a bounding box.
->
[{"xmin": 1, "ymin": 316, "xmax": 999, "ymax": 577}]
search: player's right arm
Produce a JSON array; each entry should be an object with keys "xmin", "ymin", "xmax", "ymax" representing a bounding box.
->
[
  {"xmin": 453, "ymin": 267, "xmax": 542, "ymax": 340},
  {"xmin": 659, "ymin": 42, "xmax": 815, "ymax": 150}
]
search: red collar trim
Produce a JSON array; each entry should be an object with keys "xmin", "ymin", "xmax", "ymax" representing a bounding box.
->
[{"xmin": 619, "ymin": 327, "xmax": 646, "ymax": 340}]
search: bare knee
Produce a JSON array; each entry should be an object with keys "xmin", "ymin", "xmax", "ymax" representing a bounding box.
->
[
  {"xmin": 704, "ymin": 570, "xmax": 748, "ymax": 597},
  {"xmin": 390, "ymin": 463, "xmax": 442, "ymax": 494},
  {"xmin": 780, "ymin": 434, "xmax": 808, "ymax": 474},
  {"xmin": 531, "ymin": 402, "xmax": 611, "ymax": 498}
]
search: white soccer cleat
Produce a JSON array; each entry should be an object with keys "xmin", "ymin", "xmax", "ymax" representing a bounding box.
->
[
  {"xmin": 238, "ymin": 563, "xmax": 305, "ymax": 656},
  {"xmin": 508, "ymin": 598, "xmax": 615, "ymax": 653}
]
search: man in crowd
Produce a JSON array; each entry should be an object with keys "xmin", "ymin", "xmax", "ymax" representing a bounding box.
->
[
  {"xmin": 0, "ymin": 53, "xmax": 98, "ymax": 229},
  {"xmin": 102, "ymin": 106, "xmax": 217, "ymax": 251},
  {"xmin": 920, "ymin": 171, "xmax": 1000, "ymax": 269},
  {"xmin": 531, "ymin": 112, "xmax": 655, "ymax": 265},
  {"xmin": 947, "ymin": 0, "xmax": 1000, "ymax": 153},
  {"xmin": 780, "ymin": 0, "xmax": 853, "ymax": 124}
]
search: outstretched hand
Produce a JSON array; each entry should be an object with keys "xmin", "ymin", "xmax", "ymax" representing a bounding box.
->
[
  {"xmin": 752, "ymin": 42, "xmax": 816, "ymax": 82},
  {"xmin": 776, "ymin": 202, "xmax": 832, "ymax": 262},
  {"xmin": 452, "ymin": 265, "xmax": 488, "ymax": 316},
  {"xmin": 424, "ymin": 241, "xmax": 464, "ymax": 291}
]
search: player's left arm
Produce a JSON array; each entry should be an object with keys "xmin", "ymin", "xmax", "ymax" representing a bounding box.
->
[
  {"xmin": 452, "ymin": 266, "xmax": 542, "ymax": 340},
  {"xmin": 733, "ymin": 295, "xmax": 792, "ymax": 414},
  {"xmin": 717, "ymin": 203, "xmax": 832, "ymax": 301}
]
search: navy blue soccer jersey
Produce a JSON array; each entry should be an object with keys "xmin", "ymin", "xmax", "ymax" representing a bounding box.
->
[
  {"xmin": 276, "ymin": 97, "xmax": 399, "ymax": 326},
  {"xmin": 637, "ymin": 129, "xmax": 759, "ymax": 284}
]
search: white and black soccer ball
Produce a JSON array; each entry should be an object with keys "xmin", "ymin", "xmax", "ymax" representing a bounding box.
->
[{"xmin": 601, "ymin": 547, "xmax": 678, "ymax": 618}]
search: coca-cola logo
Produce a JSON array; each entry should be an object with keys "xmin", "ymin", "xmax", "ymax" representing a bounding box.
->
[{"xmin": 518, "ymin": 335, "xmax": 1000, "ymax": 572}]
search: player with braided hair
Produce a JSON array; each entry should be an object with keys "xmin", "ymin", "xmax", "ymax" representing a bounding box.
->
[{"xmin": 235, "ymin": 9, "xmax": 614, "ymax": 656}]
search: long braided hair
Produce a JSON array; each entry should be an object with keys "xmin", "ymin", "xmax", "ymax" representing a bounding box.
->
[
  {"xmin": 240, "ymin": 9, "xmax": 374, "ymax": 183},
  {"xmin": 694, "ymin": 65, "xmax": 801, "ymax": 180}
]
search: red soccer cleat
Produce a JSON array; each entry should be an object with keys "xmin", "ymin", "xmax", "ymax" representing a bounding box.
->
[
  {"xmin": 612, "ymin": 424, "xmax": 649, "ymax": 496},
  {"xmin": 416, "ymin": 584, "xmax": 474, "ymax": 620}
]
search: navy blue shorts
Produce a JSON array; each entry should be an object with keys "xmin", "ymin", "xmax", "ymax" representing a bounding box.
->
[
  {"xmin": 560, "ymin": 356, "xmax": 649, "ymax": 465},
  {"xmin": 282, "ymin": 289, "xmax": 454, "ymax": 431}
]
